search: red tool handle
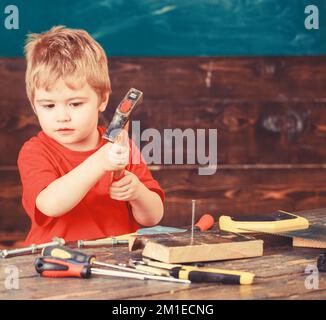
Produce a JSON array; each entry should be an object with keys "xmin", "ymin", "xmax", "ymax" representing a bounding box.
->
[
  {"xmin": 119, "ymin": 100, "xmax": 133, "ymax": 113},
  {"xmin": 195, "ymin": 214, "xmax": 215, "ymax": 231},
  {"xmin": 35, "ymin": 257, "xmax": 91, "ymax": 278}
]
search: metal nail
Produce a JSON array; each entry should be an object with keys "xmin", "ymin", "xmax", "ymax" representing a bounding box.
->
[{"xmin": 191, "ymin": 199, "xmax": 196, "ymax": 243}]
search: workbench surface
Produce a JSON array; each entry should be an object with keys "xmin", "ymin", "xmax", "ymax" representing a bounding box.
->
[{"xmin": 1, "ymin": 208, "xmax": 325, "ymax": 300}]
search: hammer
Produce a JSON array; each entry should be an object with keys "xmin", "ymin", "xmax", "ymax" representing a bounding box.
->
[{"xmin": 103, "ymin": 88, "xmax": 143, "ymax": 180}]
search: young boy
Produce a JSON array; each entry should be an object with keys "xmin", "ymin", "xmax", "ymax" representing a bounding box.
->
[{"xmin": 18, "ymin": 26, "xmax": 164, "ymax": 245}]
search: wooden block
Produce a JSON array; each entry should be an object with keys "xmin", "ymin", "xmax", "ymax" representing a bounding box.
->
[
  {"xmin": 129, "ymin": 231, "xmax": 263, "ymax": 264},
  {"xmin": 280, "ymin": 225, "xmax": 326, "ymax": 249}
]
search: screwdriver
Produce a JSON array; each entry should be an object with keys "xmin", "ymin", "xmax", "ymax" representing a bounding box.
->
[
  {"xmin": 34, "ymin": 256, "xmax": 190, "ymax": 283},
  {"xmin": 138, "ymin": 258, "xmax": 255, "ymax": 285},
  {"xmin": 35, "ymin": 257, "xmax": 91, "ymax": 278},
  {"xmin": 42, "ymin": 245, "xmax": 148, "ymax": 274},
  {"xmin": 170, "ymin": 265, "xmax": 254, "ymax": 285}
]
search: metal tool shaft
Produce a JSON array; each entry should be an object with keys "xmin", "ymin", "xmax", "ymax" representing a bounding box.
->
[
  {"xmin": 77, "ymin": 238, "xmax": 129, "ymax": 248},
  {"xmin": 91, "ymin": 268, "xmax": 190, "ymax": 284},
  {"xmin": 93, "ymin": 261, "xmax": 149, "ymax": 274},
  {"xmin": 0, "ymin": 237, "xmax": 65, "ymax": 259}
]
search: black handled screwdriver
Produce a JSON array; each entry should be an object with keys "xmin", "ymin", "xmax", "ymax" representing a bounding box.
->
[{"xmin": 42, "ymin": 245, "xmax": 147, "ymax": 274}]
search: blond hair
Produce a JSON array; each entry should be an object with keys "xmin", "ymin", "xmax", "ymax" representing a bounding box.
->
[{"xmin": 24, "ymin": 25, "xmax": 111, "ymax": 105}]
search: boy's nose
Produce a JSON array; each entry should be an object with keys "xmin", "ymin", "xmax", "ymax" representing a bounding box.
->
[{"xmin": 56, "ymin": 106, "xmax": 71, "ymax": 122}]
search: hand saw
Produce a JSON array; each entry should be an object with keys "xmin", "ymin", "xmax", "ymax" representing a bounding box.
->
[
  {"xmin": 219, "ymin": 210, "xmax": 309, "ymax": 234},
  {"xmin": 219, "ymin": 210, "xmax": 326, "ymax": 249}
]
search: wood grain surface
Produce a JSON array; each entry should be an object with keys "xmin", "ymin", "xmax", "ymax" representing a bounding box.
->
[
  {"xmin": 0, "ymin": 208, "xmax": 325, "ymax": 300},
  {"xmin": 0, "ymin": 56, "xmax": 325, "ymax": 240}
]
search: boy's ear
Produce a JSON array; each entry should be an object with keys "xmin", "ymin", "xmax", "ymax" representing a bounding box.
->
[{"xmin": 99, "ymin": 92, "xmax": 109, "ymax": 112}]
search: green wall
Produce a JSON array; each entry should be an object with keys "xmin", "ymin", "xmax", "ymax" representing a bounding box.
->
[{"xmin": 0, "ymin": 0, "xmax": 325, "ymax": 57}]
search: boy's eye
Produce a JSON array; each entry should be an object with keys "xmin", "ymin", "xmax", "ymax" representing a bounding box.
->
[
  {"xmin": 70, "ymin": 102, "xmax": 83, "ymax": 107},
  {"xmin": 43, "ymin": 104, "xmax": 55, "ymax": 109}
]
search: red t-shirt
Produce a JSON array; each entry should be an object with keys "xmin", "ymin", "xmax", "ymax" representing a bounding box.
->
[{"xmin": 17, "ymin": 126, "xmax": 164, "ymax": 245}]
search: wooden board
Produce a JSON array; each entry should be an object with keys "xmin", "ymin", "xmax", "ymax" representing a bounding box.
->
[
  {"xmin": 129, "ymin": 231, "xmax": 263, "ymax": 264},
  {"xmin": 238, "ymin": 221, "xmax": 326, "ymax": 249},
  {"xmin": 280, "ymin": 225, "xmax": 326, "ymax": 249}
]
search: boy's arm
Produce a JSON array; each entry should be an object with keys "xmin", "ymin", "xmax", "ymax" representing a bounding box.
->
[
  {"xmin": 129, "ymin": 183, "xmax": 164, "ymax": 226},
  {"xmin": 110, "ymin": 170, "xmax": 164, "ymax": 226},
  {"xmin": 36, "ymin": 143, "xmax": 128, "ymax": 217}
]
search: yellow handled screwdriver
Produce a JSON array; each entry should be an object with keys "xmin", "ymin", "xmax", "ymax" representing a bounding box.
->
[
  {"xmin": 139, "ymin": 258, "xmax": 255, "ymax": 285},
  {"xmin": 170, "ymin": 266, "xmax": 254, "ymax": 285}
]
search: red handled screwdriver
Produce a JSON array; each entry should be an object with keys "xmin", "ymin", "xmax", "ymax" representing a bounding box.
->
[
  {"xmin": 34, "ymin": 256, "xmax": 190, "ymax": 283},
  {"xmin": 35, "ymin": 257, "xmax": 91, "ymax": 278}
]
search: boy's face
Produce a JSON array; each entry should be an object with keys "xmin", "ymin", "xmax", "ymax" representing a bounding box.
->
[{"xmin": 33, "ymin": 78, "xmax": 108, "ymax": 151}]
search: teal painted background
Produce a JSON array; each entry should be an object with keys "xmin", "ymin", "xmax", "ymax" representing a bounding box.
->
[{"xmin": 0, "ymin": 0, "xmax": 325, "ymax": 57}]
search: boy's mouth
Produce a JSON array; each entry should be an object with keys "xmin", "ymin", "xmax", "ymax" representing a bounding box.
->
[
  {"xmin": 56, "ymin": 128, "xmax": 75, "ymax": 135},
  {"xmin": 57, "ymin": 128, "xmax": 74, "ymax": 131}
]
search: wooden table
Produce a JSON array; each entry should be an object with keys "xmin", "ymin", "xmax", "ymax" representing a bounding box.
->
[{"xmin": 0, "ymin": 208, "xmax": 325, "ymax": 300}]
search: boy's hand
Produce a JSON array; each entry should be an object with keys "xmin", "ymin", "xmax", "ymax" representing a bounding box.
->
[
  {"xmin": 98, "ymin": 142, "xmax": 129, "ymax": 172},
  {"xmin": 109, "ymin": 170, "xmax": 142, "ymax": 201}
]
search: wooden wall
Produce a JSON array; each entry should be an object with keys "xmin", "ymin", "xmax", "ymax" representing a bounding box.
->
[{"xmin": 0, "ymin": 57, "xmax": 326, "ymax": 242}]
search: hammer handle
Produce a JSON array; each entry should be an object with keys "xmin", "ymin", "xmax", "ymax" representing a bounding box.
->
[{"xmin": 113, "ymin": 121, "xmax": 130, "ymax": 181}]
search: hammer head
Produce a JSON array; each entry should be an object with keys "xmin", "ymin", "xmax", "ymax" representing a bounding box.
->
[{"xmin": 103, "ymin": 88, "xmax": 143, "ymax": 142}]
